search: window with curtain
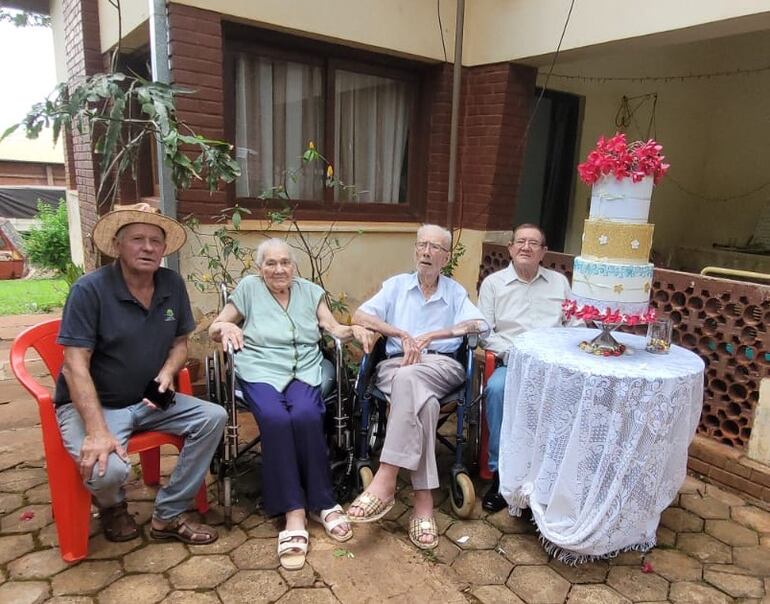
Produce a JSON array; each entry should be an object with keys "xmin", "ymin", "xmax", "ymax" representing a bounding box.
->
[{"xmin": 233, "ymin": 50, "xmax": 415, "ymax": 206}]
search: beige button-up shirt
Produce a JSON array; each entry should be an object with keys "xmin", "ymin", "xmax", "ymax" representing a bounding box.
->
[{"xmin": 478, "ymin": 263, "xmax": 581, "ymax": 360}]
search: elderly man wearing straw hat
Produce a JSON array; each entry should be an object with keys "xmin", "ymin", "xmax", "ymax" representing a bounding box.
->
[{"xmin": 54, "ymin": 203, "xmax": 226, "ymax": 544}]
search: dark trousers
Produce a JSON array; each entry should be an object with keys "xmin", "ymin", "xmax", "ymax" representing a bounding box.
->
[{"xmin": 239, "ymin": 379, "xmax": 335, "ymax": 517}]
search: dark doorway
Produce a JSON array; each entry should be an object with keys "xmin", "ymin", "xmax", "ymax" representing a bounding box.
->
[{"xmin": 514, "ymin": 89, "xmax": 580, "ymax": 252}]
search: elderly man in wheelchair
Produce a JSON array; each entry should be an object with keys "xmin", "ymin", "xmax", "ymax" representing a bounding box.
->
[
  {"xmin": 347, "ymin": 224, "xmax": 488, "ymax": 550},
  {"xmin": 208, "ymin": 238, "xmax": 374, "ymax": 571}
]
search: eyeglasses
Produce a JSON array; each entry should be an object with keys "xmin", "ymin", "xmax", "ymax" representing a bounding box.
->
[
  {"xmin": 415, "ymin": 241, "xmax": 449, "ymax": 253},
  {"xmin": 512, "ymin": 239, "xmax": 544, "ymax": 248}
]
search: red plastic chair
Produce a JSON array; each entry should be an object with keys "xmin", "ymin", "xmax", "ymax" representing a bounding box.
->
[
  {"xmin": 10, "ymin": 318, "xmax": 209, "ymax": 563},
  {"xmin": 478, "ymin": 350, "xmax": 499, "ymax": 480}
]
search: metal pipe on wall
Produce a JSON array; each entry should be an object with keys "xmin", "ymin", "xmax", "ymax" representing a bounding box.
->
[{"xmin": 446, "ymin": 0, "xmax": 465, "ymax": 233}]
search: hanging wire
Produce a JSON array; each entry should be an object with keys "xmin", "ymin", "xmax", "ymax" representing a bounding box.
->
[
  {"xmin": 539, "ymin": 64, "xmax": 770, "ymax": 83},
  {"xmin": 437, "ymin": 0, "xmax": 448, "ymax": 63}
]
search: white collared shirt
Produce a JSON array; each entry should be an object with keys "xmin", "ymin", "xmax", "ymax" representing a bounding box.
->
[
  {"xmin": 478, "ymin": 263, "xmax": 581, "ymax": 358},
  {"xmin": 358, "ymin": 272, "xmax": 488, "ymax": 356}
]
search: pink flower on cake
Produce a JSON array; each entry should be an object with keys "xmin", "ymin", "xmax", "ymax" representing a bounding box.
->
[{"xmin": 578, "ymin": 132, "xmax": 669, "ymax": 186}]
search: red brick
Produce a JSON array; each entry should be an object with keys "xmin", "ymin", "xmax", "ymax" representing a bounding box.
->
[{"xmin": 709, "ymin": 466, "xmax": 765, "ymax": 499}]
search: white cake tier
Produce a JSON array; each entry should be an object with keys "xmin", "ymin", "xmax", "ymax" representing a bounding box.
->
[
  {"xmin": 572, "ymin": 257, "xmax": 653, "ymax": 304},
  {"xmin": 589, "ymin": 175, "xmax": 653, "ymax": 223}
]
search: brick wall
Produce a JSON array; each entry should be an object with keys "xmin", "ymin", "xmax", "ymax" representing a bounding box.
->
[
  {"xmin": 167, "ymin": 3, "xmax": 228, "ymax": 221},
  {"xmin": 62, "ymin": 0, "xmax": 102, "ymax": 270}
]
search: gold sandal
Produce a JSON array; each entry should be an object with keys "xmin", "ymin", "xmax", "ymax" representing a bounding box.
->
[
  {"xmin": 346, "ymin": 491, "xmax": 395, "ymax": 524},
  {"xmin": 408, "ymin": 516, "xmax": 439, "ymax": 550}
]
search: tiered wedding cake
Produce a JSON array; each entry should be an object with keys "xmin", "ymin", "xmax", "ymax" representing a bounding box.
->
[{"xmin": 564, "ymin": 133, "xmax": 668, "ymax": 331}]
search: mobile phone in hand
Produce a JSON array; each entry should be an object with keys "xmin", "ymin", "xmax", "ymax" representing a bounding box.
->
[{"xmin": 143, "ymin": 379, "xmax": 176, "ymax": 410}]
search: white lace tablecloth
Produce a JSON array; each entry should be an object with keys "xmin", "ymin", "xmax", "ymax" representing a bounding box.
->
[{"xmin": 499, "ymin": 327, "xmax": 704, "ymax": 563}]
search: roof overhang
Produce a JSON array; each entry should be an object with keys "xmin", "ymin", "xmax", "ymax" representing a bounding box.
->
[{"xmin": 2, "ymin": 1, "xmax": 50, "ymax": 16}]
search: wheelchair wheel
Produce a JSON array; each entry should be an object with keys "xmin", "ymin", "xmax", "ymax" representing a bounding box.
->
[
  {"xmin": 450, "ymin": 472, "xmax": 475, "ymax": 519},
  {"xmin": 359, "ymin": 466, "xmax": 374, "ymax": 490}
]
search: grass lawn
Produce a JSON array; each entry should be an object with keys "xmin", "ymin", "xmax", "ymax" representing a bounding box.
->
[{"xmin": 0, "ymin": 278, "xmax": 67, "ymax": 314}]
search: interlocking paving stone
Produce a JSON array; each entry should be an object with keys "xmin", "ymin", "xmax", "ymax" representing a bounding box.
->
[
  {"xmin": 661, "ymin": 508, "xmax": 705, "ymax": 533},
  {"xmin": 24, "ymin": 483, "xmax": 51, "ymax": 504},
  {"xmin": 680, "ymin": 476, "xmax": 707, "ymax": 494},
  {"xmin": 161, "ymin": 590, "xmax": 220, "ymax": 604},
  {"xmin": 445, "ymin": 520, "xmax": 501, "ymax": 549},
  {"xmin": 485, "ymin": 509, "xmax": 538, "ymax": 534},
  {"xmin": 704, "ymin": 484, "xmax": 747, "ymax": 508},
  {"xmin": 680, "ymin": 494, "xmax": 731, "ymax": 520},
  {"xmin": 0, "ymin": 492, "xmax": 23, "ymax": 513},
  {"xmin": 645, "ymin": 548, "xmax": 703, "ymax": 582},
  {"xmin": 705, "ymin": 519, "xmax": 759, "ymax": 547},
  {"xmin": 275, "ymin": 587, "xmax": 338, "ymax": 603},
  {"xmin": 732, "ymin": 546, "xmax": 770, "ymax": 576},
  {"xmin": 0, "ymin": 503, "xmax": 52, "ymax": 533},
  {"xmin": 677, "ymin": 534, "xmax": 732, "ymax": 564},
  {"xmin": 609, "ymin": 550, "xmax": 645, "ymax": 566},
  {"xmin": 123, "ymin": 542, "xmax": 189, "ymax": 573},
  {"xmin": 0, "ymin": 580, "xmax": 50, "ymax": 604},
  {"xmin": 606, "ymin": 566, "xmax": 670, "ymax": 602},
  {"xmin": 656, "ymin": 525, "xmax": 677, "ymax": 547},
  {"xmin": 86, "ymin": 533, "xmax": 143, "ymax": 559},
  {"xmin": 499, "ymin": 533, "xmax": 549, "ymax": 565},
  {"xmin": 216, "ymin": 570, "xmax": 288, "ymax": 604},
  {"xmin": 98, "ymin": 574, "xmax": 171, "ymax": 604},
  {"xmin": 167, "ymin": 554, "xmax": 235, "ymax": 589},
  {"xmin": 668, "ymin": 581, "xmax": 733, "ymax": 603},
  {"xmin": 506, "ymin": 565, "xmax": 570, "ymax": 604},
  {"xmin": 230, "ymin": 537, "xmax": 280, "ymax": 569},
  {"xmin": 703, "ymin": 565, "xmax": 765, "ymax": 598},
  {"xmin": 567, "ymin": 584, "xmax": 633, "ymax": 603},
  {"xmin": 187, "ymin": 525, "xmax": 247, "ymax": 554},
  {"xmin": 732, "ymin": 506, "xmax": 770, "ymax": 534},
  {"xmin": 7, "ymin": 547, "xmax": 69, "ymax": 579},
  {"xmin": 0, "ymin": 467, "xmax": 47, "ymax": 492},
  {"xmin": 549, "ymin": 559, "xmax": 610, "ymax": 583},
  {"xmin": 433, "ymin": 535, "xmax": 462, "ymax": 565},
  {"xmin": 46, "ymin": 597, "xmax": 94, "ymax": 603},
  {"xmin": 248, "ymin": 519, "xmax": 280, "ymax": 538},
  {"xmin": 51, "ymin": 561, "xmax": 122, "ymax": 596},
  {"xmin": 0, "ymin": 533, "xmax": 34, "ymax": 565},
  {"xmin": 471, "ymin": 585, "xmax": 525, "ymax": 603},
  {"xmin": 279, "ymin": 562, "xmax": 316, "ymax": 588},
  {"xmin": 451, "ymin": 550, "xmax": 513, "ymax": 585}
]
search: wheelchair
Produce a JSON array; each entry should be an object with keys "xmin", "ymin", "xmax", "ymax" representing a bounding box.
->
[
  {"xmin": 205, "ymin": 284, "xmax": 359, "ymax": 527},
  {"xmin": 351, "ymin": 333, "xmax": 483, "ymax": 518}
]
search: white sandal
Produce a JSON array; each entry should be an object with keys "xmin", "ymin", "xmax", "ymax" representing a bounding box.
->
[
  {"xmin": 310, "ymin": 504, "xmax": 353, "ymax": 543},
  {"xmin": 277, "ymin": 529, "xmax": 309, "ymax": 570}
]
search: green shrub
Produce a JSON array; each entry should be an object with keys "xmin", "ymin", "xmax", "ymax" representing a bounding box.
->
[{"xmin": 25, "ymin": 200, "xmax": 71, "ymax": 273}]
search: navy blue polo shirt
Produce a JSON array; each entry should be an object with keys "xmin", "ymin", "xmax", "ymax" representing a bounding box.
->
[{"xmin": 54, "ymin": 262, "xmax": 196, "ymax": 409}]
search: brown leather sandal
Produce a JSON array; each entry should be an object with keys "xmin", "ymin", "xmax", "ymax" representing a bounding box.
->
[
  {"xmin": 99, "ymin": 501, "xmax": 139, "ymax": 542},
  {"xmin": 150, "ymin": 515, "xmax": 218, "ymax": 545}
]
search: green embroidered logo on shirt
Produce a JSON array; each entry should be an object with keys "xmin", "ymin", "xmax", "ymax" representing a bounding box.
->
[{"xmin": 164, "ymin": 309, "xmax": 176, "ymax": 322}]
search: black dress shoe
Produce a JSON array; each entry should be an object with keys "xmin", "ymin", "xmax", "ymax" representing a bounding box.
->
[
  {"xmin": 482, "ymin": 471, "xmax": 507, "ymax": 513},
  {"xmin": 482, "ymin": 490, "xmax": 508, "ymax": 513}
]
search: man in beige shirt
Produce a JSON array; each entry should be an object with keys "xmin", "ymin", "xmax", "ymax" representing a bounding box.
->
[{"xmin": 478, "ymin": 223, "xmax": 579, "ymax": 512}]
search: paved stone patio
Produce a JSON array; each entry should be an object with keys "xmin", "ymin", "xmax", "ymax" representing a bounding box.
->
[{"xmin": 1, "ymin": 314, "xmax": 769, "ymax": 603}]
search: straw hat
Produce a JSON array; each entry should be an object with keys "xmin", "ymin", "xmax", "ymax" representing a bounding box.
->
[{"xmin": 92, "ymin": 203, "xmax": 187, "ymax": 258}]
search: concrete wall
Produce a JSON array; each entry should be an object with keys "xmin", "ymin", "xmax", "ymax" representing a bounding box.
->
[{"xmin": 548, "ymin": 29, "xmax": 770, "ymax": 266}]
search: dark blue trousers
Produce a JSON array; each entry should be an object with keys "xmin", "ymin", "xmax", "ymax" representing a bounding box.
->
[{"xmin": 239, "ymin": 379, "xmax": 336, "ymax": 517}]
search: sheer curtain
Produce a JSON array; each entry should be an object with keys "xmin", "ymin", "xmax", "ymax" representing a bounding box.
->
[
  {"xmin": 234, "ymin": 53, "xmax": 324, "ymax": 200},
  {"xmin": 334, "ymin": 70, "xmax": 411, "ymax": 203}
]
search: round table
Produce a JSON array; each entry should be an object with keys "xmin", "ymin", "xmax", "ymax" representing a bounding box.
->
[{"xmin": 498, "ymin": 327, "xmax": 704, "ymax": 563}]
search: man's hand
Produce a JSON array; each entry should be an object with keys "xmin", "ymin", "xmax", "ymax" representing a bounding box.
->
[
  {"xmin": 400, "ymin": 332, "xmax": 428, "ymax": 366},
  {"xmin": 79, "ymin": 432, "xmax": 128, "ymax": 480},
  {"xmin": 450, "ymin": 320, "xmax": 484, "ymax": 337},
  {"xmin": 142, "ymin": 369, "xmax": 176, "ymax": 409}
]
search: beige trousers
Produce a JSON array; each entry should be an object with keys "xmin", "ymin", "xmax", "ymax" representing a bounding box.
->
[{"xmin": 375, "ymin": 355, "xmax": 465, "ymax": 490}]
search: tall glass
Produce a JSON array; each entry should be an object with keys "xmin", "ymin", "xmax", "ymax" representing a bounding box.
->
[{"xmin": 646, "ymin": 318, "xmax": 672, "ymax": 354}]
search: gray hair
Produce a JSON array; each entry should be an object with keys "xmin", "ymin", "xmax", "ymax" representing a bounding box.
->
[
  {"xmin": 417, "ymin": 224, "xmax": 452, "ymax": 249},
  {"xmin": 255, "ymin": 238, "xmax": 297, "ymax": 267}
]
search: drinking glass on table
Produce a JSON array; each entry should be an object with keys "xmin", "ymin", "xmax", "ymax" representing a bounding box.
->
[{"xmin": 646, "ymin": 318, "xmax": 672, "ymax": 354}]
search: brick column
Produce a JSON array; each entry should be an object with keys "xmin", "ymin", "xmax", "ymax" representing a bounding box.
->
[
  {"xmin": 167, "ymin": 3, "xmax": 227, "ymax": 220},
  {"xmin": 62, "ymin": 0, "xmax": 102, "ymax": 270}
]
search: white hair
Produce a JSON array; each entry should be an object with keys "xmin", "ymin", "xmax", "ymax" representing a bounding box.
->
[
  {"xmin": 417, "ymin": 224, "xmax": 452, "ymax": 249},
  {"xmin": 255, "ymin": 238, "xmax": 296, "ymax": 267}
]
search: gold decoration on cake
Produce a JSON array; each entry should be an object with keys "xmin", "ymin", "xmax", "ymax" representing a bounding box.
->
[
  {"xmin": 644, "ymin": 282, "xmax": 651, "ymax": 293},
  {"xmin": 581, "ymin": 220, "xmax": 654, "ymax": 262},
  {"xmin": 613, "ymin": 284, "xmax": 624, "ymax": 293}
]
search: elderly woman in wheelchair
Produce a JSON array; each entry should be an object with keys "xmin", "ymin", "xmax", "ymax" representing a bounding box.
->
[{"xmin": 209, "ymin": 238, "xmax": 374, "ymax": 571}]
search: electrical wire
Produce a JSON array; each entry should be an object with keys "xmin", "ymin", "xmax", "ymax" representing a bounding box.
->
[
  {"xmin": 539, "ymin": 65, "xmax": 770, "ymax": 84},
  {"xmin": 437, "ymin": 0, "xmax": 448, "ymax": 63}
]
